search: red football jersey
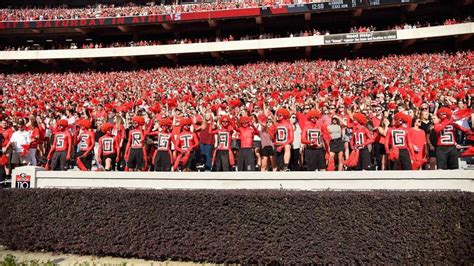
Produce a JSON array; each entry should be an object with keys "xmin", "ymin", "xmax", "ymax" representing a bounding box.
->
[
  {"xmin": 350, "ymin": 125, "xmax": 373, "ymax": 149},
  {"xmin": 434, "ymin": 119, "xmax": 470, "ymax": 146}
]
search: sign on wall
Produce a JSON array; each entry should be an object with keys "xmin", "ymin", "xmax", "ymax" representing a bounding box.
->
[
  {"xmin": 323, "ymin": 31, "xmax": 398, "ymax": 44},
  {"xmin": 16, "ymin": 173, "xmax": 31, "ymax": 189}
]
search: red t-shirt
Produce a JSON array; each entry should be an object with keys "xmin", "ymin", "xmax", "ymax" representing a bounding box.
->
[
  {"xmin": 0, "ymin": 128, "xmax": 14, "ymax": 147},
  {"xmin": 409, "ymin": 128, "xmax": 427, "ymax": 161}
]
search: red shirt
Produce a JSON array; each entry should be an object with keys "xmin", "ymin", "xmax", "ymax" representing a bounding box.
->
[
  {"xmin": 301, "ymin": 122, "xmax": 330, "ymax": 149},
  {"xmin": 29, "ymin": 128, "xmax": 40, "ymax": 149},
  {"xmin": 434, "ymin": 119, "xmax": 471, "ymax": 146},
  {"xmin": 0, "ymin": 128, "xmax": 14, "ymax": 147},
  {"xmin": 350, "ymin": 125, "xmax": 373, "ymax": 149},
  {"xmin": 98, "ymin": 135, "xmax": 119, "ymax": 156},
  {"xmin": 371, "ymin": 116, "xmax": 385, "ymax": 144},
  {"xmin": 409, "ymin": 128, "xmax": 427, "ymax": 160},
  {"xmin": 270, "ymin": 120, "xmax": 294, "ymax": 146}
]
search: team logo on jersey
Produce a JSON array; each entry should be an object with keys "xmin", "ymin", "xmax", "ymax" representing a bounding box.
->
[
  {"xmin": 308, "ymin": 129, "xmax": 321, "ymax": 146},
  {"xmin": 276, "ymin": 126, "xmax": 288, "ymax": 142},
  {"xmin": 440, "ymin": 125, "xmax": 454, "ymax": 144},
  {"xmin": 55, "ymin": 134, "xmax": 65, "ymax": 149},
  {"xmin": 102, "ymin": 138, "xmax": 113, "ymax": 152},
  {"xmin": 79, "ymin": 134, "xmax": 89, "ymax": 150},
  {"xmin": 132, "ymin": 132, "xmax": 142, "ymax": 146},
  {"xmin": 218, "ymin": 132, "xmax": 229, "ymax": 149},
  {"xmin": 355, "ymin": 132, "xmax": 364, "ymax": 146},
  {"xmin": 392, "ymin": 130, "xmax": 406, "ymax": 147},
  {"xmin": 158, "ymin": 134, "xmax": 170, "ymax": 149},
  {"xmin": 180, "ymin": 134, "xmax": 192, "ymax": 149}
]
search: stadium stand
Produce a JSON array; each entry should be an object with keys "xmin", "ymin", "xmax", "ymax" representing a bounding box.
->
[{"xmin": 0, "ymin": 0, "xmax": 472, "ymax": 181}]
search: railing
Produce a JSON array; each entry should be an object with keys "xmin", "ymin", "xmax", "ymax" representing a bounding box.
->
[
  {"xmin": 11, "ymin": 166, "xmax": 474, "ymax": 191},
  {"xmin": 0, "ymin": 23, "xmax": 472, "ymax": 61}
]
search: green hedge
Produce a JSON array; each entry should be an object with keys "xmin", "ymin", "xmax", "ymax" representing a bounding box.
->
[{"xmin": 0, "ymin": 189, "xmax": 472, "ymax": 264}]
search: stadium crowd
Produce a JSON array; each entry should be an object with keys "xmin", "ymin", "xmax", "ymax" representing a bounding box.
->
[
  {"xmin": 0, "ymin": 0, "xmax": 322, "ymax": 21},
  {"xmin": 0, "ymin": 51, "xmax": 473, "ymax": 182}
]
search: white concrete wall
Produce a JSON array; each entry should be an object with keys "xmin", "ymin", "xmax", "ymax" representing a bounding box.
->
[
  {"xmin": 1, "ymin": 23, "xmax": 472, "ymax": 60},
  {"xmin": 11, "ymin": 166, "xmax": 474, "ymax": 191}
]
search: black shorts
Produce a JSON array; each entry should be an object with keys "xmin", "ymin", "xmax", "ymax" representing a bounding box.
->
[
  {"xmin": 398, "ymin": 148, "xmax": 412, "ymax": 170},
  {"xmin": 357, "ymin": 148, "xmax": 371, "ymax": 170},
  {"xmin": 154, "ymin": 150, "xmax": 171, "ymax": 171},
  {"xmin": 429, "ymin": 148, "xmax": 437, "ymax": 158},
  {"xmin": 373, "ymin": 142, "xmax": 386, "ymax": 156},
  {"xmin": 305, "ymin": 147, "xmax": 326, "ymax": 171},
  {"xmin": 213, "ymin": 150, "xmax": 231, "ymax": 171},
  {"xmin": 101, "ymin": 154, "xmax": 117, "ymax": 170},
  {"xmin": 329, "ymin": 138, "xmax": 344, "ymax": 153},
  {"xmin": 436, "ymin": 146, "xmax": 459, "ymax": 170},
  {"xmin": 261, "ymin": 146, "xmax": 275, "ymax": 157},
  {"xmin": 77, "ymin": 151, "xmax": 93, "ymax": 170},
  {"xmin": 127, "ymin": 148, "xmax": 145, "ymax": 169}
]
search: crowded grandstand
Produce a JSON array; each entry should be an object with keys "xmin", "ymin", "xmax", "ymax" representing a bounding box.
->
[{"xmin": 0, "ymin": 0, "xmax": 473, "ymax": 184}]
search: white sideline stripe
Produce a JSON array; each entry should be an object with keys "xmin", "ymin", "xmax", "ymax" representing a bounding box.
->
[
  {"xmin": 12, "ymin": 166, "xmax": 474, "ymax": 191},
  {"xmin": 0, "ymin": 23, "xmax": 472, "ymax": 60}
]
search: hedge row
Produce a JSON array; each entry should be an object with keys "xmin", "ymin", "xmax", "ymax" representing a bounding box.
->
[{"xmin": 0, "ymin": 189, "xmax": 472, "ymax": 264}]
